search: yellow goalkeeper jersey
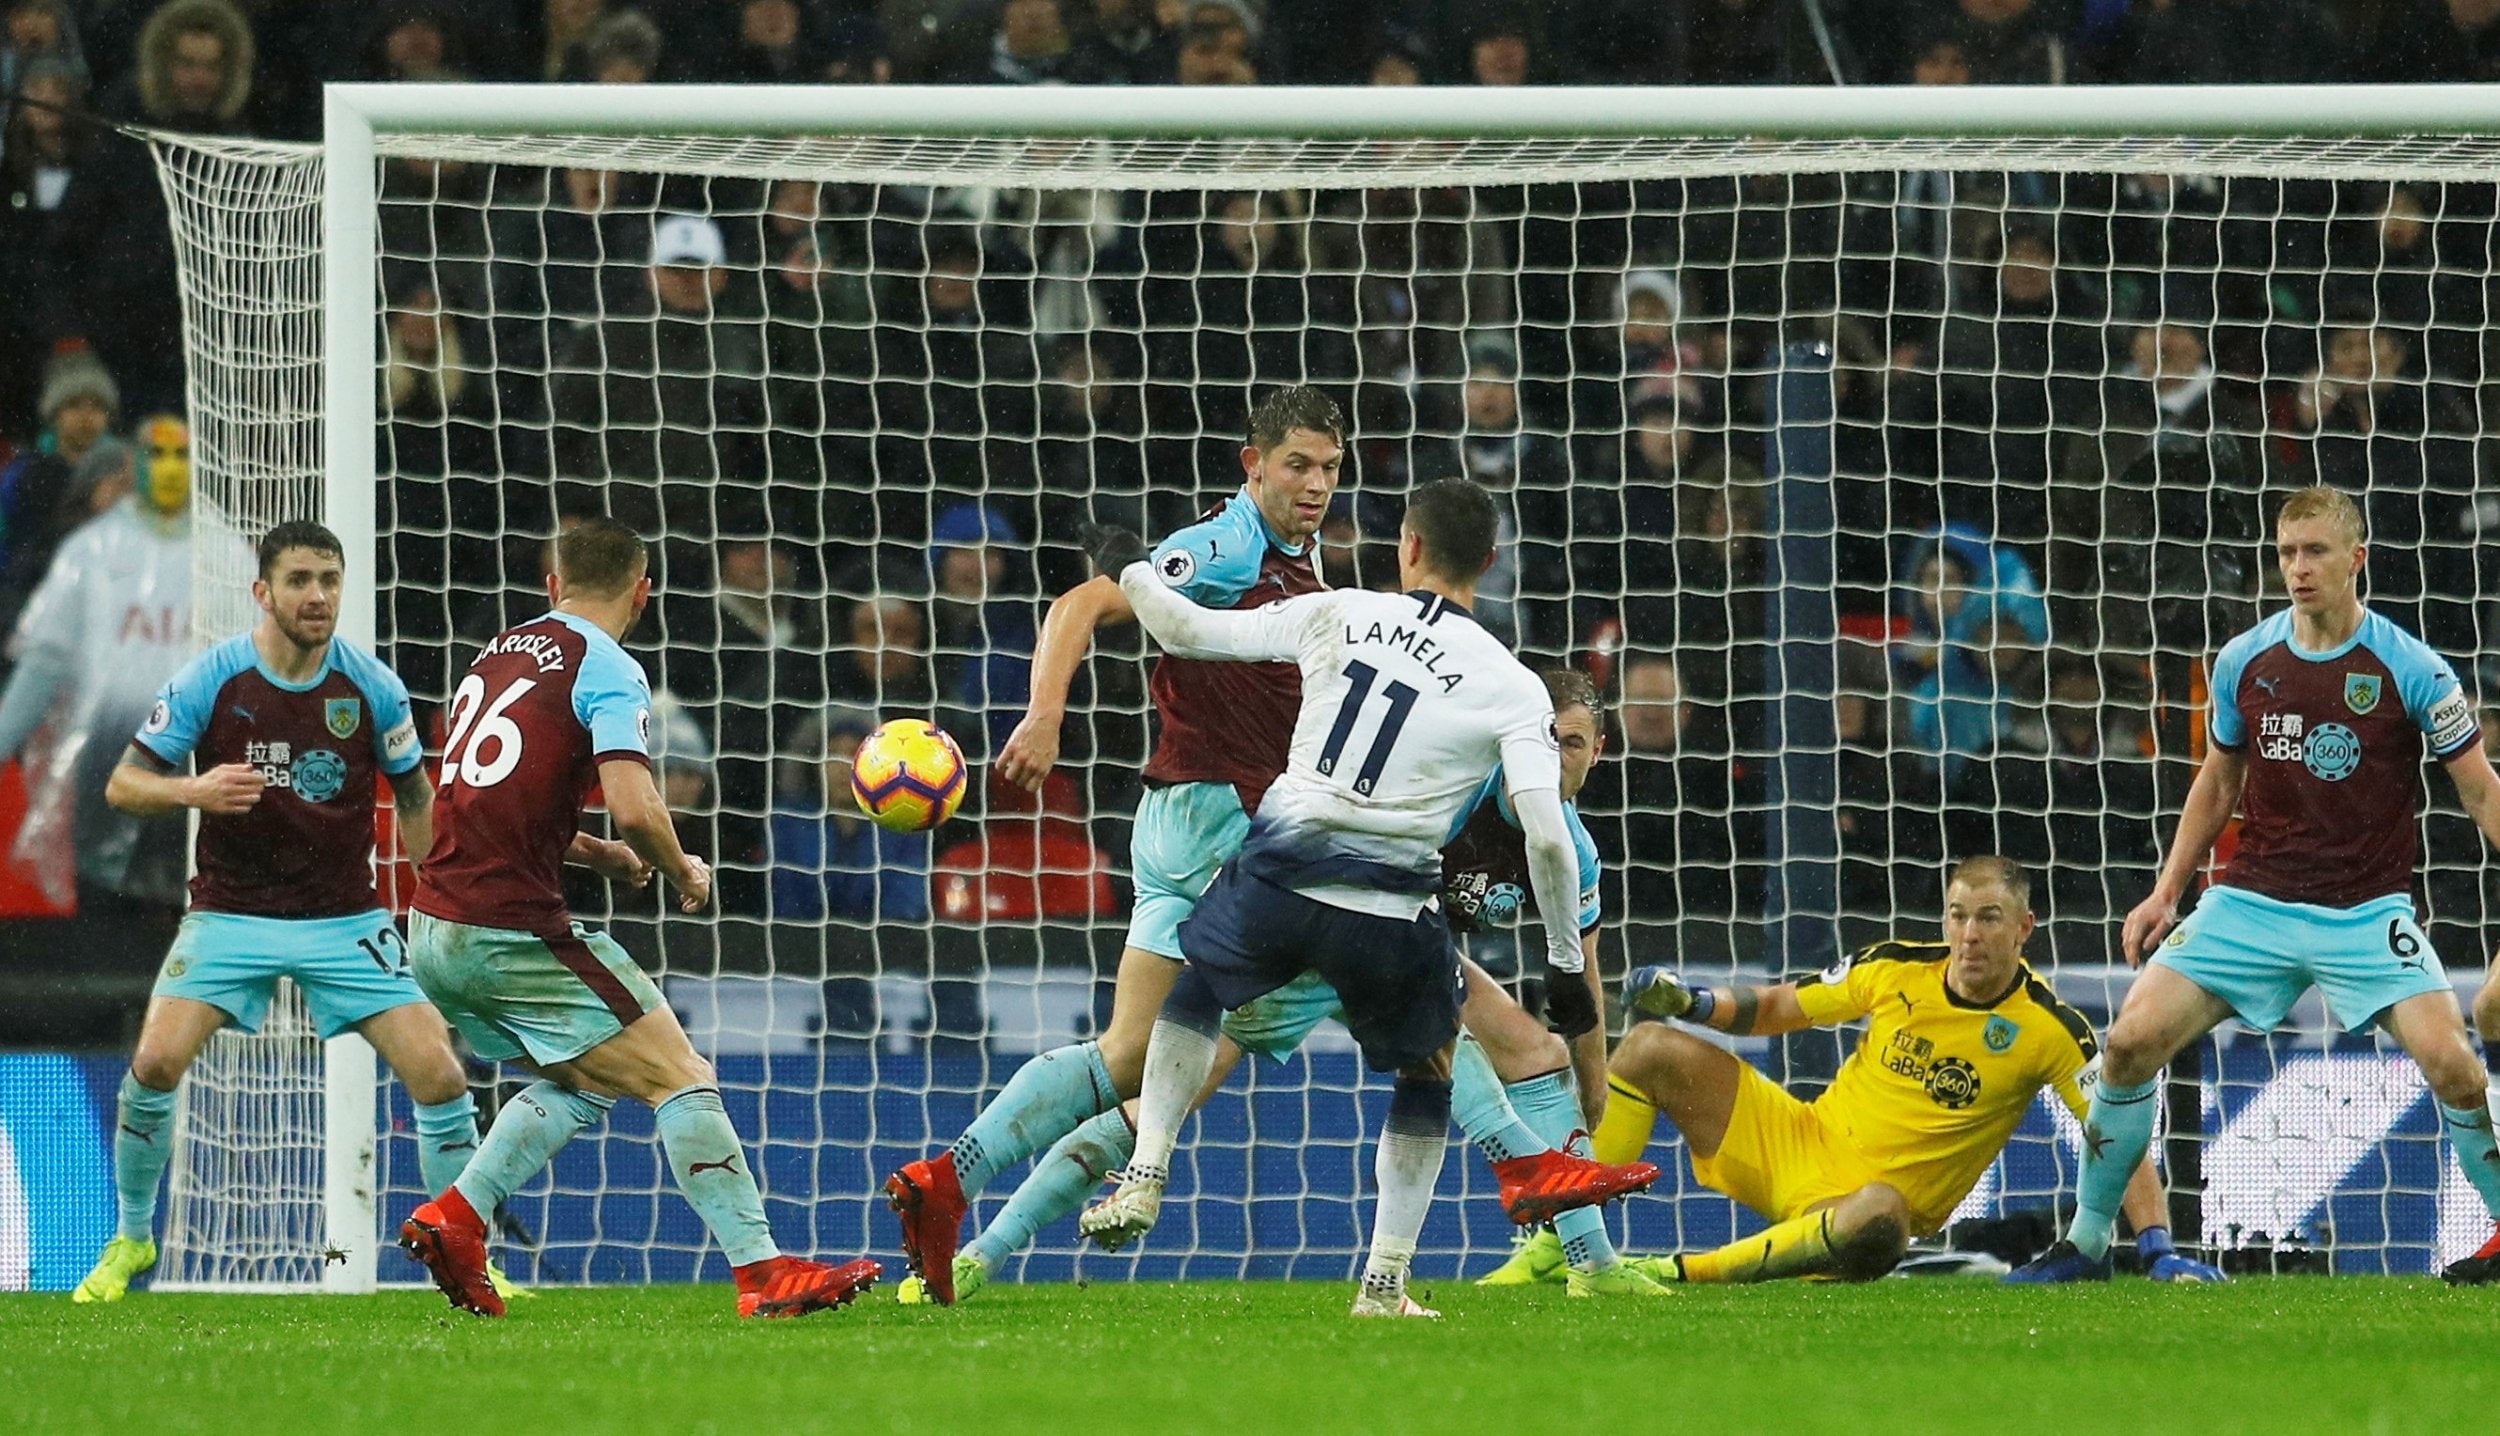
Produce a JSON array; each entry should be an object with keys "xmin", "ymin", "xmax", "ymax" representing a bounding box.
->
[{"xmin": 1791, "ymin": 940, "xmax": 2099, "ymax": 1228}]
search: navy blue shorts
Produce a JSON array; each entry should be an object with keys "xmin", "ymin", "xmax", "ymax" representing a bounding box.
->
[{"xmin": 1177, "ymin": 859, "xmax": 1462, "ymax": 1073}]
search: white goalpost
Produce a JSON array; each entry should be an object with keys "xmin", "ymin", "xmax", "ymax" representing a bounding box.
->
[{"xmin": 148, "ymin": 83, "xmax": 2500, "ymax": 1291}]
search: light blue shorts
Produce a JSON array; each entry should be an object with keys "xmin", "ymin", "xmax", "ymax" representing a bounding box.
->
[
  {"xmin": 1125, "ymin": 781, "xmax": 1250, "ymax": 960},
  {"xmin": 2151, "ymin": 886, "xmax": 2451, "ymax": 1033},
  {"xmin": 157, "ymin": 910, "xmax": 430, "ymax": 1040},
  {"xmin": 408, "ymin": 912, "xmax": 661, "ymax": 1067},
  {"xmin": 1219, "ymin": 971, "xmax": 1346, "ymax": 1063}
]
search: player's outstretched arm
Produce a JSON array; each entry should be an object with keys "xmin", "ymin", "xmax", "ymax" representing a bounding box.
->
[
  {"xmin": 105, "ymin": 748, "xmax": 263, "ymax": 817},
  {"xmin": 997, "ymin": 575, "xmax": 1134, "ymax": 793},
  {"xmin": 2123, "ymin": 746, "xmax": 2249, "ymax": 966},
  {"xmin": 1566, "ymin": 927, "xmax": 1608, "ymax": 1126},
  {"xmin": 599, "ymin": 757, "xmax": 710, "ymax": 912},
  {"xmin": 1623, "ymin": 967, "xmax": 1818, "ymax": 1037},
  {"xmin": 1109, "ymin": 555, "xmax": 1311, "ymax": 664}
]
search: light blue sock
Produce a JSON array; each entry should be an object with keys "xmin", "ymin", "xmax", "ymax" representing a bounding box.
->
[
  {"xmin": 1450, "ymin": 1037, "xmax": 1548, "ymax": 1164},
  {"xmin": 412, "ymin": 1092, "xmax": 482, "ymax": 1201},
  {"xmin": 951, "ymin": 1040, "xmax": 1116, "ymax": 1197},
  {"xmin": 452, "ymin": 1081, "xmax": 612, "ymax": 1216},
  {"xmin": 113, "ymin": 1073, "xmax": 179, "ymax": 1242},
  {"xmin": 1507, "ymin": 1070, "xmax": 1623, "ymax": 1271},
  {"xmin": 2438, "ymin": 1094, "xmax": 2500, "ymax": 1220},
  {"xmin": 967, "ymin": 1108, "xmax": 1135, "ymax": 1272},
  {"xmin": 2069, "ymin": 1077, "xmax": 2159, "ymax": 1260},
  {"xmin": 654, "ymin": 1085, "xmax": 778, "ymax": 1267}
]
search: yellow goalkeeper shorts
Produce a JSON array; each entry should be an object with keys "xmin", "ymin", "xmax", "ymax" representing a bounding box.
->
[{"xmin": 1689, "ymin": 1062, "xmax": 1884, "ymax": 1224}]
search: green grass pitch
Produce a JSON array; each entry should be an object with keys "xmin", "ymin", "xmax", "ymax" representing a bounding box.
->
[{"xmin": 5, "ymin": 1277, "xmax": 2489, "ymax": 1434}]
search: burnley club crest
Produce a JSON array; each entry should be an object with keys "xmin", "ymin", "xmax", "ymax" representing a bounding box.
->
[{"xmin": 2343, "ymin": 673, "xmax": 2381, "ymax": 716}]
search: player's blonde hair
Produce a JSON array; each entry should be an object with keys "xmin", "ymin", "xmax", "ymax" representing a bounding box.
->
[{"xmin": 2275, "ymin": 485, "xmax": 2364, "ymax": 547}]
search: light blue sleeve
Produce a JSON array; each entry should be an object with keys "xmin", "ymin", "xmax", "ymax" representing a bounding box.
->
[
  {"xmin": 338, "ymin": 643, "xmax": 423, "ymax": 777},
  {"xmin": 2386, "ymin": 625, "xmax": 2479, "ymax": 759},
  {"xmin": 1565, "ymin": 802, "xmax": 1602, "ymax": 933},
  {"xmin": 571, "ymin": 634, "xmax": 653, "ymax": 762},
  {"xmin": 1148, "ymin": 500, "xmax": 1271, "ymax": 609},
  {"xmin": 131, "ymin": 640, "xmax": 247, "ymax": 767},
  {"xmin": 2206, "ymin": 632, "xmax": 2255, "ymax": 750},
  {"xmin": 1452, "ymin": 769, "xmax": 1505, "ymax": 845}
]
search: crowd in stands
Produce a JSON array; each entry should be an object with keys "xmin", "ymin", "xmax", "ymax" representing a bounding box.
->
[{"xmin": 7, "ymin": 2, "xmax": 2500, "ymax": 1018}]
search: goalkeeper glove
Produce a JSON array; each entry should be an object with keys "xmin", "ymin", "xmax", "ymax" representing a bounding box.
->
[
  {"xmin": 2137, "ymin": 1227, "xmax": 2226, "ymax": 1283},
  {"xmin": 1079, "ymin": 523, "xmax": 1149, "ymax": 580},
  {"xmin": 1543, "ymin": 973, "xmax": 1599, "ymax": 1039},
  {"xmin": 1624, "ymin": 964, "xmax": 1701, "ymax": 1021}
]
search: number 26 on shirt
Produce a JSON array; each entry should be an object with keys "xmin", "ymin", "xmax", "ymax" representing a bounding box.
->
[{"xmin": 439, "ymin": 673, "xmax": 535, "ymax": 789}]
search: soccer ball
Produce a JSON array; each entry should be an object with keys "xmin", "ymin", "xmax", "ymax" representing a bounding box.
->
[{"xmin": 849, "ymin": 718, "xmax": 968, "ymax": 833}]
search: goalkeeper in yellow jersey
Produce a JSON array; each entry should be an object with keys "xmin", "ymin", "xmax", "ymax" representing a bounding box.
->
[{"xmin": 1590, "ymin": 856, "xmax": 2224, "ymax": 1283}]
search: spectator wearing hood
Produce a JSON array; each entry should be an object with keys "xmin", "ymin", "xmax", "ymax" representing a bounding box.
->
[
  {"xmin": 928, "ymin": 501, "xmax": 1036, "ymax": 761},
  {"xmin": 1891, "ymin": 526, "xmax": 2048, "ymax": 785},
  {"xmin": 0, "ymin": 411, "xmax": 196, "ymax": 933}
]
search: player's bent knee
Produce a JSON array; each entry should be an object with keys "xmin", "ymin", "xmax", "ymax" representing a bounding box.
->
[
  {"xmin": 1831, "ymin": 1211, "xmax": 1910, "ymax": 1282},
  {"xmin": 1096, "ymin": 1030, "xmax": 1148, "ymax": 1095},
  {"xmin": 400, "ymin": 1058, "xmax": 470, "ymax": 1107},
  {"xmin": 1827, "ymin": 1184, "xmax": 1912, "ymax": 1281},
  {"xmin": 2097, "ymin": 1030, "xmax": 2166, "ymax": 1090},
  {"xmin": 1613, "ymin": 1022, "xmax": 1704, "ymax": 1093},
  {"xmin": 127, "ymin": 1047, "xmax": 189, "ymax": 1092},
  {"xmin": 2474, "ymin": 986, "xmax": 2500, "ymax": 1044},
  {"xmin": 1482, "ymin": 1027, "xmax": 1570, "ymax": 1084}
]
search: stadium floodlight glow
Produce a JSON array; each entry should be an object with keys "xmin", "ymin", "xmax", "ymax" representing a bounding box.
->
[{"xmin": 133, "ymin": 82, "xmax": 2500, "ymax": 1294}]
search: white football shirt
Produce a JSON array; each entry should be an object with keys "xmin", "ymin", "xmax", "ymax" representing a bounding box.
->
[{"xmin": 1121, "ymin": 574, "xmax": 1562, "ymax": 921}]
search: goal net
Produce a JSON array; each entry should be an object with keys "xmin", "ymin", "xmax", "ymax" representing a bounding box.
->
[{"xmin": 149, "ymin": 86, "xmax": 2500, "ymax": 1287}]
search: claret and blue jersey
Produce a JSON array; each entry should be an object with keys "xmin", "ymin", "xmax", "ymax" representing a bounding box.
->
[
  {"xmin": 132, "ymin": 632, "xmax": 423, "ymax": 918},
  {"xmin": 414, "ymin": 610, "xmax": 655, "ymax": 937},
  {"xmin": 1140, "ymin": 487, "xmax": 1323, "ymax": 815},
  {"xmin": 1441, "ymin": 770, "xmax": 1602, "ymax": 937},
  {"xmin": 2206, "ymin": 607, "xmax": 2478, "ymax": 908}
]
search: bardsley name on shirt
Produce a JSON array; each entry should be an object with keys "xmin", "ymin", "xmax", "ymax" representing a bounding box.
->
[{"xmin": 480, "ymin": 629, "xmax": 571, "ymax": 673}]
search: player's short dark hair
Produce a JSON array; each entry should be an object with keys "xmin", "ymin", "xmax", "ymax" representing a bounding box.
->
[
  {"xmin": 1248, "ymin": 384, "xmax": 1345, "ymax": 454},
  {"xmin": 1948, "ymin": 855, "xmax": 2031, "ymax": 911},
  {"xmin": 555, "ymin": 516, "xmax": 648, "ymax": 598},
  {"xmin": 1542, "ymin": 667, "xmax": 1603, "ymax": 724},
  {"xmin": 257, "ymin": 520, "xmax": 343, "ymax": 580},
  {"xmin": 1401, "ymin": 478, "xmax": 1499, "ymax": 585}
]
